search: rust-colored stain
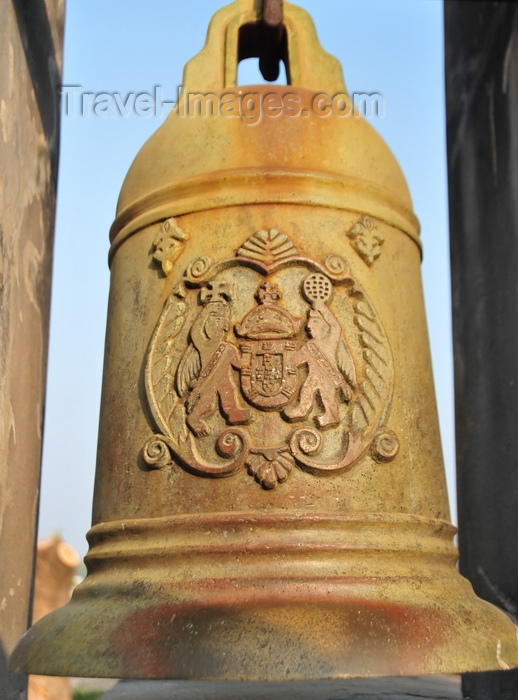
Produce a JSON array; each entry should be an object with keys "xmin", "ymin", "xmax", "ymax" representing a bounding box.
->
[{"xmin": 111, "ymin": 598, "xmax": 448, "ymax": 679}]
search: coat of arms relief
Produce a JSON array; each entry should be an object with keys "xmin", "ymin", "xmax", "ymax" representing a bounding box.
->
[{"xmin": 143, "ymin": 228, "xmax": 399, "ymax": 489}]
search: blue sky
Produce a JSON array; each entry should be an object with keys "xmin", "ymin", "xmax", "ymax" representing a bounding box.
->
[{"xmin": 39, "ymin": 0, "xmax": 453, "ymax": 559}]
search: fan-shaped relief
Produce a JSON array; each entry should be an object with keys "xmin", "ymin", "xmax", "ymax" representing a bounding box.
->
[
  {"xmin": 237, "ymin": 228, "xmax": 298, "ymax": 263},
  {"xmin": 142, "ymin": 229, "xmax": 398, "ymax": 488}
]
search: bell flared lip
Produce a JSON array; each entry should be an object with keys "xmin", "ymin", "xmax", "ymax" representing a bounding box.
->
[{"xmin": 10, "ymin": 512, "xmax": 518, "ymax": 679}]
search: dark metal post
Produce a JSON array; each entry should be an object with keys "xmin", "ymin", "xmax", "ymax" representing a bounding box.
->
[{"xmin": 445, "ymin": 2, "xmax": 518, "ymax": 697}]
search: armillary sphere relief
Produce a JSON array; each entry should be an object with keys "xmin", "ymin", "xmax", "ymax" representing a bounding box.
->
[{"xmin": 143, "ymin": 227, "xmax": 399, "ymax": 489}]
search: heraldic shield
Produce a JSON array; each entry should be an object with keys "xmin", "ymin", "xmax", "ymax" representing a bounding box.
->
[
  {"xmin": 235, "ymin": 281, "xmax": 300, "ymax": 410},
  {"xmin": 239, "ymin": 338, "xmax": 298, "ymax": 410},
  {"xmin": 143, "ymin": 229, "xmax": 399, "ymax": 490}
]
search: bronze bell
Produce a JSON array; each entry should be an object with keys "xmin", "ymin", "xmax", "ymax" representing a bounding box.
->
[{"xmin": 11, "ymin": 0, "xmax": 518, "ymax": 680}]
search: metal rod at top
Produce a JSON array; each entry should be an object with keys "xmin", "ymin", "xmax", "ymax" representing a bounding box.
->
[{"xmin": 262, "ymin": 0, "xmax": 283, "ymax": 28}]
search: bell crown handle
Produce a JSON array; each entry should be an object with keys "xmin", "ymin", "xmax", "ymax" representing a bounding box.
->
[{"xmin": 179, "ymin": 0, "xmax": 347, "ymax": 98}]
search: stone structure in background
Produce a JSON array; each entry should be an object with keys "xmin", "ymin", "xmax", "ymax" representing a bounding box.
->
[
  {"xmin": 0, "ymin": 1, "xmax": 64, "ymax": 698},
  {"xmin": 28, "ymin": 537, "xmax": 79, "ymax": 700}
]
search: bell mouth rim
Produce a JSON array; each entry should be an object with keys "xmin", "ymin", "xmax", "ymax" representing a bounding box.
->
[
  {"xmin": 12, "ymin": 516, "xmax": 518, "ymax": 680},
  {"xmin": 10, "ymin": 581, "xmax": 518, "ymax": 680}
]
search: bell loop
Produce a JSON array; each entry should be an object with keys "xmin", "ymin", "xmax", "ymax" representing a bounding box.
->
[{"xmin": 178, "ymin": 0, "xmax": 347, "ymax": 96}]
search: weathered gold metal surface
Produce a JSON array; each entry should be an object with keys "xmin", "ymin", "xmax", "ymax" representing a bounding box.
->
[{"xmin": 11, "ymin": 0, "xmax": 518, "ymax": 680}]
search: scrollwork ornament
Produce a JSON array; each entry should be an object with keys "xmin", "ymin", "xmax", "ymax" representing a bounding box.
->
[
  {"xmin": 324, "ymin": 253, "xmax": 349, "ymax": 278},
  {"xmin": 371, "ymin": 428, "xmax": 400, "ymax": 463},
  {"xmin": 143, "ymin": 435, "xmax": 173, "ymax": 470},
  {"xmin": 291, "ymin": 426, "xmax": 321, "ymax": 456},
  {"xmin": 187, "ymin": 256, "xmax": 213, "ymax": 280},
  {"xmin": 216, "ymin": 430, "xmax": 246, "ymax": 458}
]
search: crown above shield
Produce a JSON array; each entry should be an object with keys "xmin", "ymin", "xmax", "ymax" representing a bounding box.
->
[{"xmin": 235, "ymin": 282, "xmax": 300, "ymax": 340}]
